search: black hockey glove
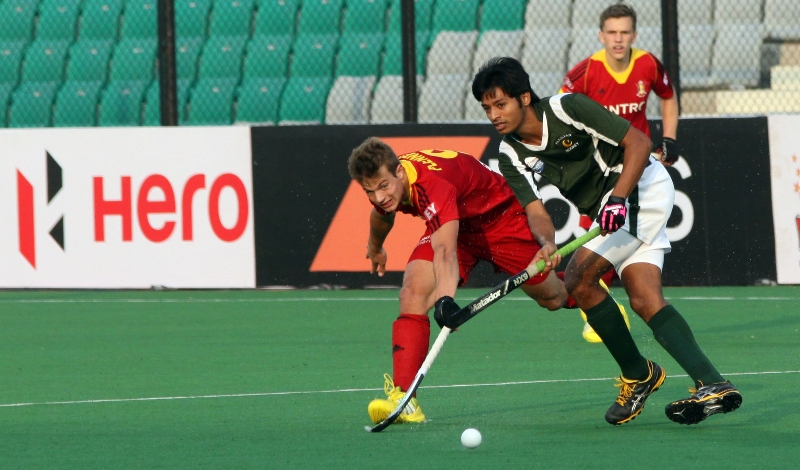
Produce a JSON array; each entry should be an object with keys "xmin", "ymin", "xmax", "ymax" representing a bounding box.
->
[
  {"xmin": 433, "ymin": 296, "xmax": 462, "ymax": 329},
  {"xmin": 661, "ymin": 137, "xmax": 679, "ymax": 164},
  {"xmin": 596, "ymin": 196, "xmax": 627, "ymax": 233}
]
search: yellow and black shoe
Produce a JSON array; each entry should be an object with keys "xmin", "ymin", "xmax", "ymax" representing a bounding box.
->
[
  {"xmin": 605, "ymin": 360, "xmax": 666, "ymax": 425},
  {"xmin": 665, "ymin": 381, "xmax": 742, "ymax": 425},
  {"xmin": 581, "ymin": 280, "xmax": 631, "ymax": 344},
  {"xmin": 367, "ymin": 373, "xmax": 426, "ymax": 424}
]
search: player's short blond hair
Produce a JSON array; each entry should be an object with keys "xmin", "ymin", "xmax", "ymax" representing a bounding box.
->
[
  {"xmin": 348, "ymin": 137, "xmax": 400, "ymax": 182},
  {"xmin": 600, "ymin": 3, "xmax": 637, "ymax": 31}
]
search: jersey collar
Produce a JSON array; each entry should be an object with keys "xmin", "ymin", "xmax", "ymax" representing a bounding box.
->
[
  {"xmin": 594, "ymin": 48, "xmax": 649, "ymax": 84},
  {"xmin": 400, "ymin": 160, "xmax": 417, "ymax": 205},
  {"xmin": 511, "ymin": 110, "xmax": 549, "ymax": 151}
]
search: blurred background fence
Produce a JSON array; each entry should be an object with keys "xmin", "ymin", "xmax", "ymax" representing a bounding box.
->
[{"xmin": 0, "ymin": 0, "xmax": 798, "ymax": 127}]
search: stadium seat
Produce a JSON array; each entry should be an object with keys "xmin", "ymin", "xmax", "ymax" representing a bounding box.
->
[
  {"xmin": 176, "ymin": 36, "xmax": 204, "ymax": 80},
  {"xmin": 20, "ymin": 39, "xmax": 71, "ymax": 83},
  {"xmin": 98, "ymin": 79, "xmax": 148, "ymax": 125},
  {"xmin": 679, "ymin": 25, "xmax": 715, "ymax": 88},
  {"xmin": 336, "ymin": 33, "xmax": 384, "ymax": 77},
  {"xmin": 480, "ymin": 0, "xmax": 526, "ymax": 32},
  {"xmin": 528, "ymin": 71, "xmax": 563, "ymax": 96},
  {"xmin": 36, "ymin": 0, "xmax": 82, "ymax": 40},
  {"xmin": 524, "ymin": 0, "xmax": 570, "ymax": 30},
  {"xmin": 635, "ymin": 27, "xmax": 663, "ymax": 57},
  {"xmin": 418, "ymin": 73, "xmax": 468, "ymax": 122},
  {"xmin": 369, "ymin": 74, "xmax": 422, "ymax": 123},
  {"xmin": 176, "ymin": 0, "xmax": 213, "ymax": 38},
  {"xmin": 79, "ymin": 0, "xmax": 125, "ymax": 40},
  {"xmin": 521, "ymin": 28, "xmax": 570, "ymax": 76},
  {"xmin": 0, "ymin": 41, "xmax": 28, "ymax": 85},
  {"xmin": 714, "ymin": 0, "xmax": 762, "ymax": 25},
  {"xmin": 625, "ymin": 0, "xmax": 661, "ymax": 27},
  {"xmin": 679, "ymin": 0, "xmax": 713, "ymax": 25},
  {"xmin": 0, "ymin": 83, "xmax": 15, "ymax": 126},
  {"xmin": 711, "ymin": 24, "xmax": 765, "ymax": 88},
  {"xmin": 430, "ymin": 0, "xmax": 480, "ymax": 34},
  {"xmin": 567, "ymin": 27, "xmax": 601, "ymax": 69},
  {"xmin": 242, "ymin": 34, "xmax": 293, "ymax": 79},
  {"xmin": 770, "ymin": 65, "xmax": 800, "ymax": 91},
  {"xmin": 0, "ymin": 0, "xmax": 39, "ymax": 42},
  {"xmin": 8, "ymin": 81, "xmax": 59, "ymax": 127},
  {"xmin": 462, "ymin": 87, "xmax": 483, "ymax": 122},
  {"xmin": 234, "ymin": 76, "xmax": 285, "ymax": 124},
  {"xmin": 426, "ymin": 31, "xmax": 477, "ymax": 75},
  {"xmin": 120, "ymin": 0, "xmax": 158, "ymax": 38},
  {"xmin": 387, "ymin": 0, "xmax": 435, "ymax": 34},
  {"xmin": 65, "ymin": 39, "xmax": 115, "ymax": 82},
  {"xmin": 325, "ymin": 75, "xmax": 375, "ymax": 123},
  {"xmin": 109, "ymin": 38, "xmax": 158, "ymax": 81},
  {"xmin": 186, "ymin": 77, "xmax": 237, "ymax": 124},
  {"xmin": 382, "ymin": 32, "xmax": 429, "ymax": 75},
  {"xmin": 764, "ymin": 0, "xmax": 800, "ymax": 40},
  {"xmin": 52, "ymin": 80, "xmax": 103, "ymax": 126},
  {"xmin": 289, "ymin": 34, "xmax": 338, "ymax": 77},
  {"xmin": 208, "ymin": 0, "xmax": 256, "ymax": 36},
  {"xmin": 296, "ymin": 0, "xmax": 344, "ymax": 35},
  {"xmin": 197, "ymin": 35, "xmax": 247, "ymax": 79},
  {"xmin": 278, "ymin": 76, "xmax": 331, "ymax": 124},
  {"xmin": 143, "ymin": 78, "xmax": 192, "ymax": 124},
  {"xmin": 472, "ymin": 31, "xmax": 524, "ymax": 73},
  {"xmin": 253, "ymin": 0, "xmax": 300, "ymax": 35},
  {"xmin": 342, "ymin": 0, "xmax": 389, "ymax": 34},
  {"xmin": 570, "ymin": 0, "xmax": 602, "ymax": 29}
]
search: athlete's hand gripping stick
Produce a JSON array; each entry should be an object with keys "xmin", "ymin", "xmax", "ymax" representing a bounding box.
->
[{"xmin": 597, "ymin": 196, "xmax": 627, "ymax": 233}]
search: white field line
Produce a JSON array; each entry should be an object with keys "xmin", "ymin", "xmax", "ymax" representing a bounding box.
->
[{"xmin": 1, "ymin": 370, "xmax": 798, "ymax": 408}]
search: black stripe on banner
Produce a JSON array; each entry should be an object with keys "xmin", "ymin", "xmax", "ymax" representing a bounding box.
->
[{"xmin": 628, "ymin": 186, "xmax": 640, "ymax": 238}]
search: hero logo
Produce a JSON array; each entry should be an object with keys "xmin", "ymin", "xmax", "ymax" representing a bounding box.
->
[
  {"xmin": 94, "ymin": 173, "xmax": 249, "ymax": 242},
  {"xmin": 423, "ymin": 203, "xmax": 437, "ymax": 221},
  {"xmin": 16, "ymin": 152, "xmax": 64, "ymax": 268}
]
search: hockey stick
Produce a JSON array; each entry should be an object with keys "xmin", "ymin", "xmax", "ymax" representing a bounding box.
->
[{"xmin": 366, "ymin": 227, "xmax": 601, "ymax": 433}]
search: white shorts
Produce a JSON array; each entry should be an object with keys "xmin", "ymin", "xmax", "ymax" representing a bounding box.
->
[{"xmin": 583, "ymin": 229, "xmax": 666, "ymax": 275}]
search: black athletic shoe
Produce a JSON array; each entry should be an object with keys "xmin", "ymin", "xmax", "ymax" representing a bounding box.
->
[
  {"xmin": 665, "ymin": 381, "xmax": 742, "ymax": 425},
  {"xmin": 605, "ymin": 360, "xmax": 666, "ymax": 425}
]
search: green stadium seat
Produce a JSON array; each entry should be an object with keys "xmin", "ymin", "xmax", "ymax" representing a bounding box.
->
[
  {"xmin": 98, "ymin": 79, "xmax": 148, "ymax": 125},
  {"xmin": 431, "ymin": 0, "xmax": 479, "ymax": 34},
  {"xmin": 278, "ymin": 76, "xmax": 331, "ymax": 123},
  {"xmin": 0, "ymin": 41, "xmax": 28, "ymax": 84},
  {"xmin": 79, "ymin": 0, "xmax": 124, "ymax": 40},
  {"xmin": 186, "ymin": 77, "xmax": 237, "ymax": 124},
  {"xmin": 197, "ymin": 35, "xmax": 247, "ymax": 79},
  {"xmin": 342, "ymin": 0, "xmax": 389, "ymax": 33},
  {"xmin": 336, "ymin": 33, "xmax": 384, "ymax": 76},
  {"xmin": 289, "ymin": 34, "xmax": 338, "ymax": 77},
  {"xmin": 234, "ymin": 76, "xmax": 284, "ymax": 124},
  {"xmin": 52, "ymin": 80, "xmax": 103, "ymax": 126},
  {"xmin": 20, "ymin": 39, "xmax": 71, "ymax": 83},
  {"xmin": 381, "ymin": 32, "xmax": 428, "ymax": 75},
  {"xmin": 176, "ymin": 37, "xmax": 204, "ymax": 80},
  {"xmin": 0, "ymin": 0, "xmax": 39, "ymax": 42},
  {"xmin": 8, "ymin": 81, "xmax": 58, "ymax": 127},
  {"xmin": 143, "ymin": 78, "xmax": 192, "ymax": 125},
  {"xmin": 208, "ymin": 0, "xmax": 256, "ymax": 37},
  {"xmin": 253, "ymin": 0, "xmax": 300, "ymax": 36},
  {"xmin": 65, "ymin": 39, "xmax": 115, "ymax": 81},
  {"xmin": 242, "ymin": 35, "xmax": 292, "ymax": 79},
  {"xmin": 296, "ymin": 0, "xmax": 344, "ymax": 35},
  {"xmin": 120, "ymin": 0, "xmax": 158, "ymax": 38},
  {"xmin": 109, "ymin": 38, "xmax": 157, "ymax": 81},
  {"xmin": 479, "ymin": 0, "xmax": 525, "ymax": 31},
  {"xmin": 176, "ymin": 0, "xmax": 212, "ymax": 38},
  {"xmin": 387, "ymin": 0, "xmax": 434, "ymax": 34},
  {"xmin": 36, "ymin": 0, "xmax": 82, "ymax": 40},
  {"xmin": 0, "ymin": 83, "xmax": 15, "ymax": 126}
]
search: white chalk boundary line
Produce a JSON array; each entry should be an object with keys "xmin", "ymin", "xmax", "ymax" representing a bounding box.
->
[
  {"xmin": 0, "ymin": 296, "xmax": 799, "ymax": 304},
  {"xmin": 1, "ymin": 370, "xmax": 797, "ymax": 408}
]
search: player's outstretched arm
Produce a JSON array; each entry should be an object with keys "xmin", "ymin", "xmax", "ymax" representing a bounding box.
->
[{"xmin": 366, "ymin": 208, "xmax": 394, "ymax": 276}]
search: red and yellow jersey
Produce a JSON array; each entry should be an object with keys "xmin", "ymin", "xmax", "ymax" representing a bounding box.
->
[
  {"xmin": 375, "ymin": 149, "xmax": 522, "ymax": 234},
  {"xmin": 559, "ymin": 48, "xmax": 674, "ymax": 136}
]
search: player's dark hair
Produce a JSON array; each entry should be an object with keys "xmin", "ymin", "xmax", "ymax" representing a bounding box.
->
[
  {"xmin": 471, "ymin": 57, "xmax": 540, "ymax": 107},
  {"xmin": 600, "ymin": 3, "xmax": 637, "ymax": 31},
  {"xmin": 348, "ymin": 137, "xmax": 400, "ymax": 182}
]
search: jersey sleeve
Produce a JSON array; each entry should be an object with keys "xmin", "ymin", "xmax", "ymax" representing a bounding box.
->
[
  {"xmin": 649, "ymin": 54, "xmax": 675, "ymax": 100},
  {"xmin": 550, "ymin": 93, "xmax": 631, "ymax": 146},
  {"xmin": 496, "ymin": 140, "xmax": 542, "ymax": 208},
  {"xmin": 559, "ymin": 58, "xmax": 589, "ymax": 94}
]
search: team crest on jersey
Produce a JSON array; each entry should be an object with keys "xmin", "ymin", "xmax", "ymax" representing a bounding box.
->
[
  {"xmin": 636, "ymin": 80, "xmax": 647, "ymax": 98},
  {"xmin": 524, "ymin": 157, "xmax": 545, "ymax": 174},
  {"xmin": 554, "ymin": 134, "xmax": 579, "ymax": 153}
]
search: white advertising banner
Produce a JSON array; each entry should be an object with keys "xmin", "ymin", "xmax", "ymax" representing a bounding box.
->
[
  {"xmin": 0, "ymin": 127, "xmax": 255, "ymax": 288},
  {"xmin": 768, "ymin": 115, "xmax": 800, "ymax": 284}
]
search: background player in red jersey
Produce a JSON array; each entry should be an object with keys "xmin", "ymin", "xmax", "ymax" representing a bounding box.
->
[
  {"xmin": 348, "ymin": 137, "xmax": 570, "ymax": 425},
  {"xmin": 561, "ymin": 3, "xmax": 679, "ymax": 342}
]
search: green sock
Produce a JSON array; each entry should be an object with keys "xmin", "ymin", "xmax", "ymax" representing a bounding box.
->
[
  {"xmin": 647, "ymin": 305, "xmax": 725, "ymax": 386},
  {"xmin": 584, "ymin": 295, "xmax": 649, "ymax": 380}
]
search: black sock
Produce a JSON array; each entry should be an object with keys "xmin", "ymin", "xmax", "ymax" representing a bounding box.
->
[
  {"xmin": 647, "ymin": 305, "xmax": 725, "ymax": 386},
  {"xmin": 585, "ymin": 295, "xmax": 649, "ymax": 380}
]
